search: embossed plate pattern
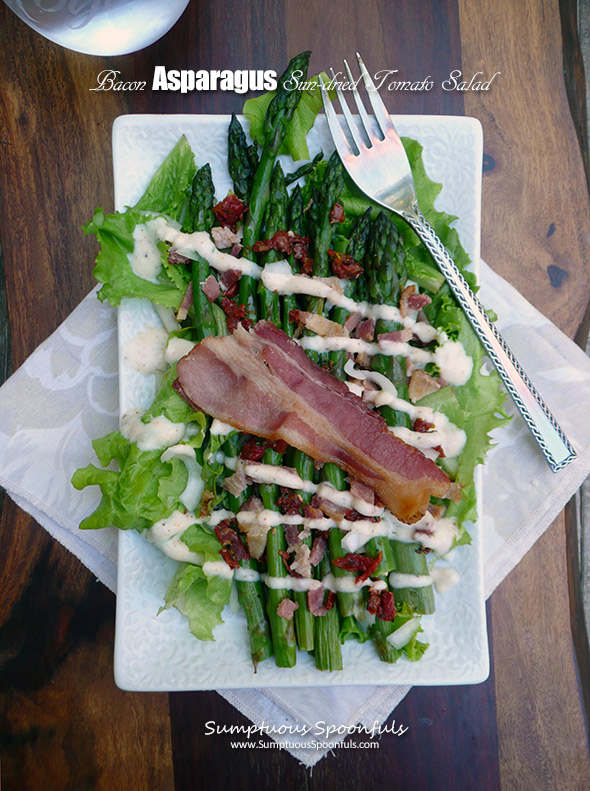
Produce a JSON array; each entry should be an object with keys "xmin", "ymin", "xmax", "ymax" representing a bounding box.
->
[{"xmin": 113, "ymin": 114, "xmax": 486, "ymax": 690}]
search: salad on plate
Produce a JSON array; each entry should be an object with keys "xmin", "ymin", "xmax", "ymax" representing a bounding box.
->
[{"xmin": 72, "ymin": 51, "xmax": 508, "ymax": 675}]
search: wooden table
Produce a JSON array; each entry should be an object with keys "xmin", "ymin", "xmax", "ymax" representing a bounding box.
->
[{"xmin": 1, "ymin": 1, "xmax": 590, "ymax": 788}]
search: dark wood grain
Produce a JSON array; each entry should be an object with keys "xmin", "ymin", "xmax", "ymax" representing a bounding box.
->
[{"xmin": 1, "ymin": 0, "xmax": 590, "ymax": 788}]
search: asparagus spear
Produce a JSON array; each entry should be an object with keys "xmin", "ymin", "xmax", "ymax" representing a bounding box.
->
[
  {"xmin": 257, "ymin": 162, "xmax": 287, "ymax": 325},
  {"xmin": 365, "ymin": 213, "xmax": 435, "ymax": 615},
  {"xmin": 259, "ymin": 447, "xmax": 297, "ymax": 667},
  {"xmin": 282, "ymin": 184, "xmax": 305, "ymax": 336},
  {"xmin": 290, "ymin": 448, "xmax": 316, "ymax": 652},
  {"xmin": 314, "ymin": 554, "xmax": 343, "ymax": 671},
  {"xmin": 239, "ymin": 51, "xmax": 311, "ymax": 319},
  {"xmin": 182, "ymin": 163, "xmax": 218, "ymax": 341},
  {"xmin": 228, "ymin": 114, "xmax": 258, "ymax": 201}
]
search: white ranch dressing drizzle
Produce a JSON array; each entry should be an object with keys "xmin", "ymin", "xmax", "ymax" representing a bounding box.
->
[
  {"xmin": 202, "ymin": 560, "xmax": 235, "ymax": 579},
  {"xmin": 262, "ymin": 574, "xmax": 387, "ymax": 593},
  {"xmin": 147, "ymin": 510, "xmax": 201, "ymax": 563},
  {"xmin": 430, "ymin": 566, "xmax": 460, "ymax": 594},
  {"xmin": 160, "ymin": 444, "xmax": 203, "ymax": 512},
  {"xmin": 162, "ymin": 226, "xmax": 261, "ymax": 278},
  {"xmin": 389, "ymin": 572, "xmax": 433, "ymax": 589},
  {"xmin": 120, "ymin": 409, "xmax": 187, "ymax": 451},
  {"xmin": 210, "ymin": 418, "xmax": 237, "ymax": 436},
  {"xmin": 123, "ymin": 327, "xmax": 169, "ymax": 375},
  {"xmin": 344, "ymin": 360, "xmax": 467, "ymax": 459},
  {"xmin": 128, "ymin": 219, "xmax": 166, "ymax": 281}
]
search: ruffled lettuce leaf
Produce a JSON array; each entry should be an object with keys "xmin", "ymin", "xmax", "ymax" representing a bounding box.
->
[
  {"xmin": 160, "ymin": 562, "xmax": 230, "ymax": 641},
  {"xmin": 339, "ymin": 615, "xmax": 370, "ymax": 644},
  {"xmin": 71, "ymin": 373, "xmax": 208, "ymax": 530},
  {"xmin": 85, "ymin": 136, "xmax": 197, "ymax": 307}
]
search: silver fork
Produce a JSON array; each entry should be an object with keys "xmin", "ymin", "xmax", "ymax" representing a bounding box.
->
[{"xmin": 320, "ymin": 54, "xmax": 576, "ymax": 472}]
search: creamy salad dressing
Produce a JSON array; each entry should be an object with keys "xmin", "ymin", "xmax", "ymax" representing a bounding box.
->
[
  {"xmin": 128, "ymin": 219, "xmax": 166, "ymax": 281},
  {"xmin": 147, "ymin": 510, "xmax": 202, "ymax": 563},
  {"xmin": 165, "ymin": 336, "xmax": 196, "ymax": 365},
  {"xmin": 120, "ymin": 409, "xmax": 187, "ymax": 451},
  {"xmin": 123, "ymin": 327, "xmax": 169, "ymax": 375},
  {"xmin": 389, "ymin": 572, "xmax": 433, "ymax": 589},
  {"xmin": 262, "ymin": 573, "xmax": 387, "ymax": 593}
]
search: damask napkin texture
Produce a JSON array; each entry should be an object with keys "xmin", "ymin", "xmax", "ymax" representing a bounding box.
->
[{"xmin": 2, "ymin": 262, "xmax": 590, "ymax": 767}]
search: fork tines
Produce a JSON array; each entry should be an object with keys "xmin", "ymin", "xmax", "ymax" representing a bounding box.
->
[{"xmin": 319, "ymin": 53, "xmax": 396, "ymax": 155}]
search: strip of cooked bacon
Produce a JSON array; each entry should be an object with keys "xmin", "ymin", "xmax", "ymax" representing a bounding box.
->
[
  {"xmin": 367, "ymin": 588, "xmax": 396, "ymax": 621},
  {"xmin": 212, "ymin": 192, "xmax": 248, "ymax": 232},
  {"xmin": 174, "ymin": 321, "xmax": 452, "ymax": 522},
  {"xmin": 277, "ymin": 598, "xmax": 299, "ymax": 620}
]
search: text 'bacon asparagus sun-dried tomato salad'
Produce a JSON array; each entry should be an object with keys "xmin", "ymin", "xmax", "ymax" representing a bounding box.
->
[{"xmin": 72, "ymin": 52, "xmax": 509, "ymax": 671}]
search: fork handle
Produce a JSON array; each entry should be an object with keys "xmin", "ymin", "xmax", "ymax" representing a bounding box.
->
[{"xmin": 403, "ymin": 208, "xmax": 576, "ymax": 472}]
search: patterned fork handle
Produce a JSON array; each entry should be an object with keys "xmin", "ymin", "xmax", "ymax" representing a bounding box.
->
[{"xmin": 402, "ymin": 207, "xmax": 577, "ymax": 472}]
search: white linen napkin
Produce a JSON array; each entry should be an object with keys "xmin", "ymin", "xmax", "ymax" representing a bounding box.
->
[{"xmin": 2, "ymin": 260, "xmax": 590, "ymax": 767}]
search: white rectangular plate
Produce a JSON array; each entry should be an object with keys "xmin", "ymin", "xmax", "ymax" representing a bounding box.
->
[{"xmin": 113, "ymin": 113, "xmax": 487, "ymax": 690}]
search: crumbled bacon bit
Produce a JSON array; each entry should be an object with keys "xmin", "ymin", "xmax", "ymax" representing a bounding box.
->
[
  {"xmin": 277, "ymin": 489, "xmax": 304, "ymax": 515},
  {"xmin": 378, "ymin": 328, "xmax": 413, "ymax": 344},
  {"xmin": 289, "ymin": 309, "xmax": 347, "ymax": 337},
  {"xmin": 176, "ymin": 281, "xmax": 193, "ymax": 322},
  {"xmin": 211, "ymin": 225, "xmax": 242, "ymax": 250},
  {"xmin": 332, "ymin": 551, "xmax": 382, "ymax": 583},
  {"xmin": 343, "ymin": 312, "xmax": 362, "ymax": 335},
  {"xmin": 349, "ymin": 479, "xmax": 375, "ymax": 506},
  {"xmin": 168, "ymin": 249, "xmax": 192, "ymax": 265},
  {"xmin": 367, "ymin": 588, "xmax": 396, "ymax": 621},
  {"xmin": 303, "ymin": 503, "xmax": 324, "ymax": 520},
  {"xmin": 329, "ymin": 203, "xmax": 345, "ymax": 223},
  {"xmin": 408, "ymin": 369, "xmax": 441, "ymax": 402},
  {"xmin": 201, "ymin": 274, "xmax": 221, "ymax": 302},
  {"xmin": 307, "ymin": 586, "xmax": 336, "ymax": 616},
  {"xmin": 309, "ymin": 536, "xmax": 327, "ymax": 566},
  {"xmin": 212, "ymin": 192, "xmax": 248, "ymax": 232},
  {"xmin": 219, "ymin": 269, "xmax": 241, "ymax": 298},
  {"xmin": 327, "ymin": 249, "xmax": 363, "ymax": 279},
  {"xmin": 433, "ymin": 445, "xmax": 446, "ymax": 458},
  {"xmin": 354, "ymin": 318, "xmax": 376, "ymax": 341},
  {"xmin": 408, "ymin": 293, "xmax": 432, "ymax": 310},
  {"xmin": 284, "ymin": 524, "xmax": 302, "ymax": 548},
  {"xmin": 413, "ymin": 418, "xmax": 436, "ymax": 433},
  {"xmin": 220, "ymin": 297, "xmax": 251, "ymax": 333},
  {"xmin": 277, "ymin": 598, "xmax": 299, "ymax": 620}
]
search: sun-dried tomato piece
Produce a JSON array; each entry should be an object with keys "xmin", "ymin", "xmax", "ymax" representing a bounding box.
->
[
  {"xmin": 413, "ymin": 418, "xmax": 436, "ymax": 433},
  {"xmin": 329, "ymin": 203, "xmax": 345, "ymax": 223},
  {"xmin": 327, "ymin": 249, "xmax": 363, "ymax": 279},
  {"xmin": 220, "ymin": 297, "xmax": 252, "ymax": 333},
  {"xmin": 433, "ymin": 445, "xmax": 446, "ymax": 458},
  {"xmin": 239, "ymin": 436, "xmax": 269, "ymax": 461},
  {"xmin": 213, "ymin": 192, "xmax": 248, "ymax": 232},
  {"xmin": 215, "ymin": 520, "xmax": 250, "ymax": 567},
  {"xmin": 367, "ymin": 588, "xmax": 396, "ymax": 621},
  {"xmin": 291, "ymin": 234, "xmax": 313, "ymax": 275},
  {"xmin": 332, "ymin": 551, "xmax": 382, "ymax": 584},
  {"xmin": 276, "ymin": 488, "xmax": 304, "ymax": 515},
  {"xmin": 252, "ymin": 230, "xmax": 292, "ymax": 254}
]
